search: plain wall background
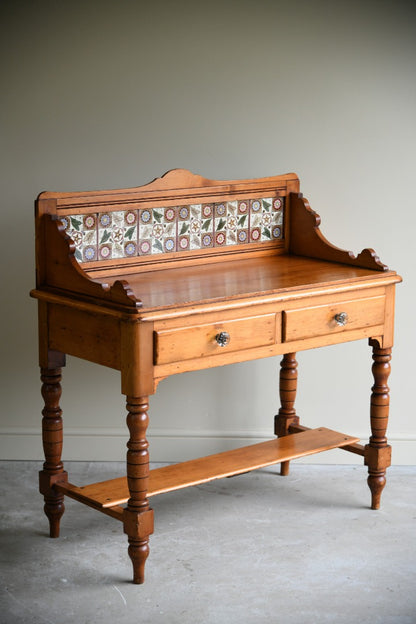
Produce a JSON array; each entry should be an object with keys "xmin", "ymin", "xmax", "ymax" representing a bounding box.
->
[{"xmin": 1, "ymin": 0, "xmax": 415, "ymax": 464}]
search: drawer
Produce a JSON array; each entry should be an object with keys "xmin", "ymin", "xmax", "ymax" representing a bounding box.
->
[
  {"xmin": 283, "ymin": 296, "xmax": 386, "ymax": 342},
  {"xmin": 154, "ymin": 314, "xmax": 277, "ymax": 365}
]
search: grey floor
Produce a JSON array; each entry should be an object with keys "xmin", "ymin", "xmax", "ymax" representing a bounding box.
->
[{"xmin": 0, "ymin": 461, "xmax": 415, "ymax": 624}]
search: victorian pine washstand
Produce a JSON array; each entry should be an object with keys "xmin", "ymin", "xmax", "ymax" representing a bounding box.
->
[{"xmin": 31, "ymin": 170, "xmax": 401, "ymax": 583}]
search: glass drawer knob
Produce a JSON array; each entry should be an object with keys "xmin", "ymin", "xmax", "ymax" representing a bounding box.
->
[
  {"xmin": 334, "ymin": 312, "xmax": 348, "ymax": 326},
  {"xmin": 215, "ymin": 331, "xmax": 231, "ymax": 347}
]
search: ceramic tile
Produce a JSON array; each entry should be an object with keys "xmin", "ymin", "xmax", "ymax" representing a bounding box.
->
[
  {"xmin": 61, "ymin": 214, "xmax": 97, "ymax": 262},
  {"xmin": 60, "ymin": 195, "xmax": 284, "ymax": 262}
]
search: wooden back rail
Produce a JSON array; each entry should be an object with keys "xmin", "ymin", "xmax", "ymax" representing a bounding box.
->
[{"xmin": 31, "ymin": 169, "xmax": 401, "ymax": 584}]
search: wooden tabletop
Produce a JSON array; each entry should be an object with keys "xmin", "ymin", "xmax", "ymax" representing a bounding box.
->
[{"xmin": 104, "ymin": 255, "xmax": 396, "ymax": 312}]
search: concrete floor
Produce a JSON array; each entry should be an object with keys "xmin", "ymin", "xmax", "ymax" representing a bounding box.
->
[{"xmin": 0, "ymin": 461, "xmax": 415, "ymax": 624}]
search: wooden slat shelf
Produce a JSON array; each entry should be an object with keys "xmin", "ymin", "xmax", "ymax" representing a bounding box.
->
[
  {"xmin": 55, "ymin": 428, "xmax": 358, "ymax": 513},
  {"xmin": 288, "ymin": 424, "xmax": 365, "ymax": 456}
]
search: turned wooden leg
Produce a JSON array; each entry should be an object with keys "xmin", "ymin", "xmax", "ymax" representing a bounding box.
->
[
  {"xmin": 38, "ymin": 367, "xmax": 68, "ymax": 538},
  {"xmin": 364, "ymin": 341, "xmax": 392, "ymax": 510},
  {"xmin": 275, "ymin": 353, "xmax": 299, "ymax": 476},
  {"xmin": 123, "ymin": 396, "xmax": 154, "ymax": 584}
]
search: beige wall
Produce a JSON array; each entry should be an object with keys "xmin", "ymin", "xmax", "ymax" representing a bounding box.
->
[{"xmin": 1, "ymin": 0, "xmax": 415, "ymax": 463}]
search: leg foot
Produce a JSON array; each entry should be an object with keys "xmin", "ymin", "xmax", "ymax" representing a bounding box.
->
[
  {"xmin": 367, "ymin": 473, "xmax": 386, "ymax": 510},
  {"xmin": 43, "ymin": 497, "xmax": 65, "ymax": 538},
  {"xmin": 128, "ymin": 538, "xmax": 150, "ymax": 584},
  {"xmin": 280, "ymin": 461, "xmax": 290, "ymax": 477}
]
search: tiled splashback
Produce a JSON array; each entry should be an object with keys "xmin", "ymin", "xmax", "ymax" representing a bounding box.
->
[{"xmin": 61, "ymin": 196, "xmax": 284, "ymax": 262}]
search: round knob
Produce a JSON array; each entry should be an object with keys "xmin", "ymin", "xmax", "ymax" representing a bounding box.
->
[
  {"xmin": 334, "ymin": 312, "xmax": 348, "ymax": 326},
  {"xmin": 215, "ymin": 331, "xmax": 231, "ymax": 347}
]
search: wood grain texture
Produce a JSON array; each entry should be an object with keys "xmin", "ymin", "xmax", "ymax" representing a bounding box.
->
[
  {"xmin": 123, "ymin": 396, "xmax": 154, "ymax": 584},
  {"xmin": 38, "ymin": 368, "xmax": 67, "ymax": 538},
  {"xmin": 38, "ymin": 168, "xmax": 299, "ymax": 205},
  {"xmin": 283, "ymin": 295, "xmax": 386, "ymax": 342},
  {"xmin": 48, "ymin": 304, "xmax": 121, "ymax": 369},
  {"xmin": 34, "ymin": 214, "xmax": 141, "ymax": 311},
  {"xmin": 154, "ymin": 313, "xmax": 276, "ymax": 365},
  {"xmin": 289, "ymin": 193, "xmax": 388, "ymax": 271},
  {"xmin": 36, "ymin": 169, "xmax": 298, "ymax": 274},
  {"xmin": 108, "ymin": 255, "xmax": 398, "ymax": 313},
  {"xmin": 365, "ymin": 342, "xmax": 393, "ymax": 510},
  {"xmin": 275, "ymin": 353, "xmax": 299, "ymax": 476},
  {"xmin": 289, "ymin": 423, "xmax": 365, "ymax": 456},
  {"xmin": 58, "ymin": 428, "xmax": 359, "ymax": 509}
]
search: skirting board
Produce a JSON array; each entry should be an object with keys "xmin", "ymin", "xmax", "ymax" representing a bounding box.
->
[{"xmin": 0, "ymin": 427, "xmax": 415, "ymax": 464}]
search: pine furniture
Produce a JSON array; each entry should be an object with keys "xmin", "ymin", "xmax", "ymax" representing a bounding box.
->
[{"xmin": 30, "ymin": 169, "xmax": 401, "ymax": 583}]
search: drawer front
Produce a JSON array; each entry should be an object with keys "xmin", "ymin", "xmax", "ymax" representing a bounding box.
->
[
  {"xmin": 283, "ymin": 296, "xmax": 386, "ymax": 342},
  {"xmin": 154, "ymin": 314, "xmax": 277, "ymax": 365}
]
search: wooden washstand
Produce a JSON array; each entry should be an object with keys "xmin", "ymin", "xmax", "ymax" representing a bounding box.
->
[{"xmin": 31, "ymin": 169, "xmax": 401, "ymax": 583}]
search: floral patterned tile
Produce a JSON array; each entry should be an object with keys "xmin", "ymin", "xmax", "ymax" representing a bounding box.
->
[
  {"xmin": 61, "ymin": 214, "xmax": 98, "ymax": 262},
  {"xmin": 60, "ymin": 196, "xmax": 284, "ymax": 262},
  {"xmin": 138, "ymin": 207, "xmax": 177, "ymax": 254}
]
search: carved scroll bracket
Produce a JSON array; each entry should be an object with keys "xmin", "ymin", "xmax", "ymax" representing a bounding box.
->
[
  {"xmin": 34, "ymin": 215, "xmax": 142, "ymax": 312},
  {"xmin": 289, "ymin": 193, "xmax": 388, "ymax": 271}
]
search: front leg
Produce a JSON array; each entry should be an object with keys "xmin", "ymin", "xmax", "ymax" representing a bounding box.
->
[
  {"xmin": 123, "ymin": 396, "xmax": 154, "ymax": 584},
  {"xmin": 364, "ymin": 340, "xmax": 392, "ymax": 510},
  {"xmin": 38, "ymin": 367, "xmax": 68, "ymax": 537}
]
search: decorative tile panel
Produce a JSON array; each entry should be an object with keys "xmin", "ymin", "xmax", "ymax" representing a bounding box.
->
[{"xmin": 60, "ymin": 196, "xmax": 284, "ymax": 263}]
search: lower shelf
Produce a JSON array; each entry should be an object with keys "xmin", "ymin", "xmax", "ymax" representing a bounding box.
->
[{"xmin": 55, "ymin": 427, "xmax": 359, "ymax": 518}]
